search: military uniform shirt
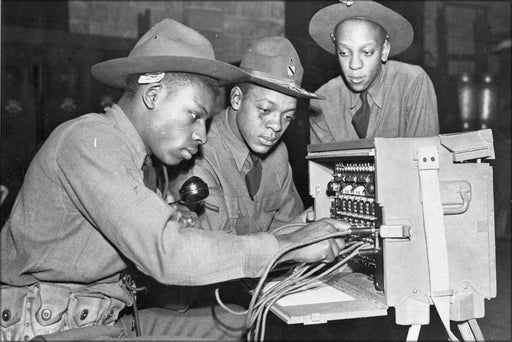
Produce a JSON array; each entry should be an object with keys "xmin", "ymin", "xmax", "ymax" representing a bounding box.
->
[
  {"xmin": 170, "ymin": 108, "xmax": 304, "ymax": 235},
  {"xmin": 1, "ymin": 104, "xmax": 279, "ymax": 303},
  {"xmin": 309, "ymin": 60, "xmax": 439, "ymax": 144}
]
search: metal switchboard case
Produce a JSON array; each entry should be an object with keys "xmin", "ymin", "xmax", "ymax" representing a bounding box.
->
[{"xmin": 303, "ymin": 130, "xmax": 496, "ymax": 327}]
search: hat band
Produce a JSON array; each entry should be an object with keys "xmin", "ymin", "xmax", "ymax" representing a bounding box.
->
[{"xmin": 240, "ymin": 67, "xmax": 302, "ymax": 88}]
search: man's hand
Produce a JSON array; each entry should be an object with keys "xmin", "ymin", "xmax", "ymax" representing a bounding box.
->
[
  {"xmin": 168, "ymin": 203, "xmax": 201, "ymax": 228},
  {"xmin": 273, "ymin": 218, "xmax": 351, "ymax": 263}
]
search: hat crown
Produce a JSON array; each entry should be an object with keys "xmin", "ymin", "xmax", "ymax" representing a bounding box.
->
[
  {"xmin": 90, "ymin": 19, "xmax": 247, "ymax": 89},
  {"xmin": 240, "ymin": 37, "xmax": 304, "ymax": 86},
  {"xmin": 129, "ymin": 19, "xmax": 215, "ymax": 59},
  {"xmin": 309, "ymin": 0, "xmax": 413, "ymax": 57}
]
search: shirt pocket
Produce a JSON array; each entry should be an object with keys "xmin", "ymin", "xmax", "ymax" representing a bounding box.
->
[
  {"xmin": 261, "ymin": 190, "xmax": 282, "ymax": 213},
  {"xmin": 225, "ymin": 195, "xmax": 247, "ymax": 233}
]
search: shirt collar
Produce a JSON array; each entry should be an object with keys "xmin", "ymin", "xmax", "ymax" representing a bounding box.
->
[
  {"xmin": 105, "ymin": 104, "xmax": 148, "ymax": 169},
  {"xmin": 217, "ymin": 107, "xmax": 251, "ymax": 172},
  {"xmin": 348, "ymin": 64, "xmax": 386, "ymax": 109}
]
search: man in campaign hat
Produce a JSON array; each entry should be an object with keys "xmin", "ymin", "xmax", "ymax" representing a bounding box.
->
[
  {"xmin": 170, "ymin": 36, "xmax": 323, "ymax": 236},
  {"xmin": 308, "ymin": 0, "xmax": 439, "ymax": 144},
  {"xmin": 1, "ymin": 20, "xmax": 348, "ymax": 341}
]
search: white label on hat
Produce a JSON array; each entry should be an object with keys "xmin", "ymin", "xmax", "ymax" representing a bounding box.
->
[
  {"xmin": 138, "ymin": 72, "xmax": 165, "ymax": 84},
  {"xmin": 287, "ymin": 65, "xmax": 296, "ymax": 77}
]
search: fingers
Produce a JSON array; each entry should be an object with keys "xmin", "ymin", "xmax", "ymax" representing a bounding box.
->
[
  {"xmin": 180, "ymin": 216, "xmax": 199, "ymax": 228},
  {"xmin": 316, "ymin": 217, "xmax": 351, "ymax": 233},
  {"xmin": 169, "ymin": 205, "xmax": 199, "ymax": 228},
  {"xmin": 165, "ymin": 192, "xmax": 177, "ymax": 204},
  {"xmin": 289, "ymin": 218, "xmax": 350, "ymax": 264}
]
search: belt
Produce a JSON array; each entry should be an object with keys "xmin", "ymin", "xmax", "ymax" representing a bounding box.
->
[{"xmin": 0, "ymin": 282, "xmax": 126, "ymax": 341}]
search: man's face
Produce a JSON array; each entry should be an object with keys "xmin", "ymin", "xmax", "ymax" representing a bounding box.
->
[
  {"xmin": 334, "ymin": 19, "xmax": 390, "ymax": 93},
  {"xmin": 143, "ymin": 84, "xmax": 216, "ymax": 165},
  {"xmin": 234, "ymin": 85, "xmax": 297, "ymax": 155}
]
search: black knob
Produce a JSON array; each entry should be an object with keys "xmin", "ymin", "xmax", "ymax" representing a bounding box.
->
[{"xmin": 178, "ymin": 176, "xmax": 209, "ymax": 205}]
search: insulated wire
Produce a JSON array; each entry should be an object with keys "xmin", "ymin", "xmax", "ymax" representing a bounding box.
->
[
  {"xmin": 253, "ymin": 242, "xmax": 370, "ymax": 342},
  {"xmin": 245, "ymin": 230, "xmax": 367, "ymax": 341},
  {"xmin": 213, "ymin": 226, "xmax": 374, "ymax": 341},
  {"xmin": 245, "ymin": 230, "xmax": 350, "ymax": 328}
]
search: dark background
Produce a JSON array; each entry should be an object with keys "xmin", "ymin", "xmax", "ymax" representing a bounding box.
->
[
  {"xmin": 2, "ymin": 1, "xmax": 510, "ymax": 231},
  {"xmin": 0, "ymin": 1, "xmax": 510, "ymax": 341}
]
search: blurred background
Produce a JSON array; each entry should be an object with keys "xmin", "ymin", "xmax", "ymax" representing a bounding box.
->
[{"xmin": 1, "ymin": 1, "xmax": 510, "ymax": 340}]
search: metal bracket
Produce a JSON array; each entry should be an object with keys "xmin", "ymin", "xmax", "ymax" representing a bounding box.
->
[{"xmin": 416, "ymin": 145, "xmax": 458, "ymax": 341}]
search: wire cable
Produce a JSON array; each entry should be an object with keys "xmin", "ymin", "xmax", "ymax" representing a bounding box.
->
[
  {"xmin": 213, "ymin": 223, "xmax": 376, "ymax": 341},
  {"xmin": 252, "ymin": 242, "xmax": 370, "ymax": 341},
  {"xmin": 245, "ymin": 230, "xmax": 361, "ymax": 341}
]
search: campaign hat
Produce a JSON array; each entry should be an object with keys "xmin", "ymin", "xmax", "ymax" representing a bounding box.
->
[
  {"xmin": 239, "ymin": 36, "xmax": 323, "ymax": 99},
  {"xmin": 309, "ymin": 0, "xmax": 413, "ymax": 57},
  {"xmin": 91, "ymin": 19, "xmax": 245, "ymax": 89}
]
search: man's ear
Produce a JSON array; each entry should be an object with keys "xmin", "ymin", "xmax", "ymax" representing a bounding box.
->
[
  {"xmin": 142, "ymin": 83, "xmax": 163, "ymax": 109},
  {"xmin": 230, "ymin": 86, "xmax": 243, "ymax": 111},
  {"xmin": 381, "ymin": 40, "xmax": 391, "ymax": 63}
]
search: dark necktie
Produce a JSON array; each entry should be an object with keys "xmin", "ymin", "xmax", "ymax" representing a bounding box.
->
[
  {"xmin": 142, "ymin": 155, "xmax": 157, "ymax": 193},
  {"xmin": 245, "ymin": 153, "xmax": 262, "ymax": 201},
  {"xmin": 352, "ymin": 91, "xmax": 371, "ymax": 138}
]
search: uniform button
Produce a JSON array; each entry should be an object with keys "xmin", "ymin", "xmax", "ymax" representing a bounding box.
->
[
  {"xmin": 80, "ymin": 309, "xmax": 88, "ymax": 320},
  {"xmin": 41, "ymin": 308, "xmax": 52, "ymax": 321},
  {"xmin": 2, "ymin": 309, "xmax": 10, "ymax": 322}
]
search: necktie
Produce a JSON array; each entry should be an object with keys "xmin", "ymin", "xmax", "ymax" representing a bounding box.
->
[
  {"xmin": 142, "ymin": 155, "xmax": 157, "ymax": 193},
  {"xmin": 245, "ymin": 153, "xmax": 262, "ymax": 201},
  {"xmin": 352, "ymin": 91, "xmax": 371, "ymax": 138}
]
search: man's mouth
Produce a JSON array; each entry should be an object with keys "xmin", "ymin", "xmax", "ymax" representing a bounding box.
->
[
  {"xmin": 181, "ymin": 148, "xmax": 197, "ymax": 160},
  {"xmin": 260, "ymin": 136, "xmax": 278, "ymax": 146},
  {"xmin": 349, "ymin": 76, "xmax": 365, "ymax": 85}
]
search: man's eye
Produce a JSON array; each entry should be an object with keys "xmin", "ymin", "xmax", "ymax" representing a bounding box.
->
[
  {"xmin": 338, "ymin": 50, "xmax": 350, "ymax": 57},
  {"xmin": 258, "ymin": 107, "xmax": 270, "ymax": 114},
  {"xmin": 189, "ymin": 112, "xmax": 199, "ymax": 121},
  {"xmin": 363, "ymin": 50, "xmax": 374, "ymax": 56},
  {"xmin": 284, "ymin": 114, "xmax": 296, "ymax": 122}
]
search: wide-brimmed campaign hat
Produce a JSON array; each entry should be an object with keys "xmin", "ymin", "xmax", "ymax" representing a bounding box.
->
[
  {"xmin": 91, "ymin": 19, "xmax": 246, "ymax": 89},
  {"xmin": 309, "ymin": 0, "xmax": 413, "ymax": 57},
  {"xmin": 239, "ymin": 37, "xmax": 323, "ymax": 99}
]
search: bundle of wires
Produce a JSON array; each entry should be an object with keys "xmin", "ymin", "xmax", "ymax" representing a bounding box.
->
[{"xmin": 214, "ymin": 222, "xmax": 373, "ymax": 342}]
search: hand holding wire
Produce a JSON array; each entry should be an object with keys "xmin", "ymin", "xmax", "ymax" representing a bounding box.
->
[{"xmin": 274, "ymin": 218, "xmax": 351, "ymax": 264}]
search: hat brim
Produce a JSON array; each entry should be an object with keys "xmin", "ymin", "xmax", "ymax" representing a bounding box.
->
[
  {"xmin": 309, "ymin": 1, "xmax": 413, "ymax": 57},
  {"xmin": 243, "ymin": 74, "xmax": 324, "ymax": 100},
  {"xmin": 91, "ymin": 56, "xmax": 246, "ymax": 89}
]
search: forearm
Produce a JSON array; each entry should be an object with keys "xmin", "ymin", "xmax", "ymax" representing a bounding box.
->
[{"xmin": 120, "ymin": 209, "xmax": 280, "ymax": 285}]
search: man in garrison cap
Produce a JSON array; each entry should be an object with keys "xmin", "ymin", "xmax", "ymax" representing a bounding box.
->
[{"xmin": 308, "ymin": 0, "xmax": 439, "ymax": 144}]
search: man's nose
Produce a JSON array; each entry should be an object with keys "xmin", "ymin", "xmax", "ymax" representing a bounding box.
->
[
  {"xmin": 265, "ymin": 114, "xmax": 283, "ymax": 132},
  {"xmin": 349, "ymin": 54, "xmax": 363, "ymax": 70},
  {"xmin": 193, "ymin": 123, "xmax": 207, "ymax": 144}
]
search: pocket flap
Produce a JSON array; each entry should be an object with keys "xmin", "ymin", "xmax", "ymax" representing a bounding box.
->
[
  {"xmin": 0, "ymin": 286, "xmax": 27, "ymax": 328},
  {"xmin": 35, "ymin": 283, "xmax": 70, "ymax": 326},
  {"xmin": 70, "ymin": 294, "xmax": 105, "ymax": 327},
  {"xmin": 101, "ymin": 298, "xmax": 125, "ymax": 325},
  {"xmin": 262, "ymin": 190, "xmax": 281, "ymax": 213},
  {"xmin": 226, "ymin": 196, "xmax": 246, "ymax": 218}
]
